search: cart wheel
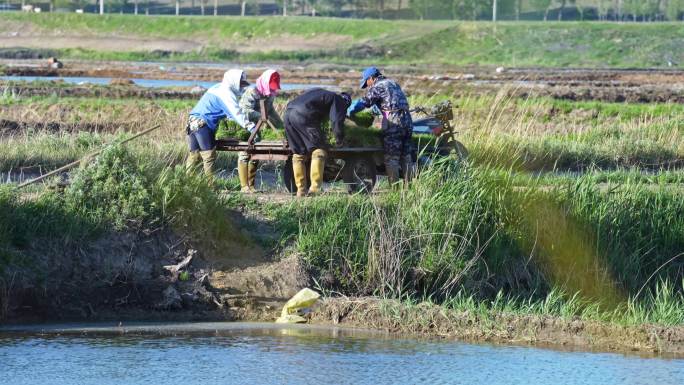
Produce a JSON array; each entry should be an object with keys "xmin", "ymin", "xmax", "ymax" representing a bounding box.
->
[
  {"xmin": 451, "ymin": 140, "xmax": 468, "ymax": 160},
  {"xmin": 433, "ymin": 140, "xmax": 468, "ymax": 160},
  {"xmin": 281, "ymin": 158, "xmax": 309, "ymax": 194},
  {"xmin": 342, "ymin": 155, "xmax": 377, "ymax": 194}
]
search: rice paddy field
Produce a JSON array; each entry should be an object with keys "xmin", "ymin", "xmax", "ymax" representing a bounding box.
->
[{"xmin": 2, "ymin": 74, "xmax": 683, "ymax": 310}]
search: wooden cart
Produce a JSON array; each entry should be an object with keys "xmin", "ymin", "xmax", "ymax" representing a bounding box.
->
[
  {"xmin": 215, "ymin": 99, "xmax": 466, "ymax": 193},
  {"xmin": 215, "ymin": 138, "xmax": 383, "ymax": 193}
]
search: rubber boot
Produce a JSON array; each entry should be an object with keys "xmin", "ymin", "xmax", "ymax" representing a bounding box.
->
[
  {"xmin": 200, "ymin": 149, "xmax": 217, "ymax": 182},
  {"xmin": 308, "ymin": 149, "xmax": 326, "ymax": 195},
  {"xmin": 238, "ymin": 160, "xmax": 250, "ymax": 192},
  {"xmin": 292, "ymin": 154, "xmax": 308, "ymax": 197},
  {"xmin": 185, "ymin": 151, "xmax": 201, "ymax": 173},
  {"xmin": 401, "ymin": 156, "xmax": 415, "ymax": 185},
  {"xmin": 247, "ymin": 160, "xmax": 259, "ymax": 193},
  {"xmin": 384, "ymin": 155, "xmax": 401, "ymax": 187}
]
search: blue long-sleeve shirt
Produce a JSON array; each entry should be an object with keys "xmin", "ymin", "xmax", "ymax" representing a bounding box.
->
[{"xmin": 189, "ymin": 71, "xmax": 250, "ymax": 131}]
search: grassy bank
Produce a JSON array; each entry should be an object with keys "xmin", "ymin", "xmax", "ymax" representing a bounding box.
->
[
  {"xmin": 252, "ymin": 161, "xmax": 684, "ymax": 302},
  {"xmin": 0, "ymin": 13, "xmax": 427, "ymax": 42},
  {"xmin": 384, "ymin": 22, "xmax": 684, "ymax": 68},
  {"xmin": 2, "ymin": 147, "xmax": 683, "ymax": 327},
  {"xmin": 1, "ymin": 13, "xmax": 683, "ymax": 67},
  {"xmin": 313, "ymin": 295, "xmax": 684, "ymax": 354}
]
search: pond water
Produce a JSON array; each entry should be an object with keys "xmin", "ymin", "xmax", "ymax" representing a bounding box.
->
[
  {"xmin": 0, "ymin": 170, "xmax": 41, "ymax": 184},
  {"xmin": 0, "ymin": 322, "xmax": 682, "ymax": 385},
  {"xmin": 0, "ymin": 75, "xmax": 336, "ymax": 90}
]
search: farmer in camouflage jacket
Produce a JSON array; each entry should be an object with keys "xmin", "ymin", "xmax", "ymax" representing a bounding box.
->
[{"xmin": 347, "ymin": 66, "xmax": 415, "ymax": 184}]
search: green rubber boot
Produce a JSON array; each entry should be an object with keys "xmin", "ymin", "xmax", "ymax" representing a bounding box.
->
[{"xmin": 384, "ymin": 155, "xmax": 401, "ymax": 187}]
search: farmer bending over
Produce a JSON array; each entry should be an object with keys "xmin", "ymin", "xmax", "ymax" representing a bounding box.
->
[
  {"xmin": 283, "ymin": 88, "xmax": 351, "ymax": 197},
  {"xmin": 238, "ymin": 69, "xmax": 284, "ymax": 193},
  {"xmin": 347, "ymin": 66, "xmax": 415, "ymax": 184},
  {"xmin": 186, "ymin": 69, "xmax": 254, "ymax": 180}
]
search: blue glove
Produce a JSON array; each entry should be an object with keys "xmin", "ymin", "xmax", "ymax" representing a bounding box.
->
[{"xmin": 347, "ymin": 99, "xmax": 366, "ymax": 117}]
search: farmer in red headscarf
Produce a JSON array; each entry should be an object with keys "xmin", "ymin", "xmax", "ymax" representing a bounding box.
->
[{"xmin": 238, "ymin": 69, "xmax": 284, "ymax": 193}]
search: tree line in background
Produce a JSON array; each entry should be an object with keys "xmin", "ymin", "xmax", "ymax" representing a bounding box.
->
[{"xmin": 5, "ymin": 0, "xmax": 684, "ymax": 21}]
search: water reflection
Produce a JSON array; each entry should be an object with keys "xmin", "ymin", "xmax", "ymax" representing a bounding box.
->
[{"xmin": 0, "ymin": 323, "xmax": 682, "ymax": 385}]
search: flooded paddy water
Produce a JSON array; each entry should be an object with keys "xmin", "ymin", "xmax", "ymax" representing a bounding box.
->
[
  {"xmin": 0, "ymin": 75, "xmax": 336, "ymax": 91},
  {"xmin": 1, "ymin": 322, "xmax": 683, "ymax": 385},
  {"xmin": 2, "ymin": 61, "xmax": 684, "ymax": 103}
]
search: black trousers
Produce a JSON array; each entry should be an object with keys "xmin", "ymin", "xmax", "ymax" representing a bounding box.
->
[{"xmin": 284, "ymin": 108, "xmax": 327, "ymax": 155}]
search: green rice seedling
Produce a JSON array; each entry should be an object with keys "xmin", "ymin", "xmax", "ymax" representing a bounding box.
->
[{"xmin": 347, "ymin": 111, "xmax": 375, "ymax": 128}]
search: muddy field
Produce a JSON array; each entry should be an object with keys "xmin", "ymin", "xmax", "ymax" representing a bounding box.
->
[
  {"xmin": 2, "ymin": 213, "xmax": 309, "ymax": 325},
  {"xmin": 2, "ymin": 60, "xmax": 684, "ymax": 103}
]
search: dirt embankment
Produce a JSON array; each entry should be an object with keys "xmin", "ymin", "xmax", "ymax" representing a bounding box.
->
[
  {"xmin": 2, "ymin": 221, "xmax": 683, "ymax": 356},
  {"xmin": 0, "ymin": 27, "xmax": 351, "ymax": 54},
  {"xmin": 0, "ymin": 61, "xmax": 349, "ymax": 84},
  {"xmin": 0, "ymin": 80, "xmax": 305, "ymax": 102},
  {"xmin": 0, "ymin": 211, "xmax": 309, "ymax": 324},
  {"xmin": 311, "ymin": 297, "xmax": 684, "ymax": 356},
  {"xmin": 0, "ymin": 36, "xmax": 199, "ymax": 53},
  {"xmin": 0, "ymin": 81, "xmax": 203, "ymax": 100}
]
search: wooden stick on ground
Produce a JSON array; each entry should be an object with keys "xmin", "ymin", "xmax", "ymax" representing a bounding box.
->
[{"xmin": 17, "ymin": 124, "xmax": 161, "ymax": 189}]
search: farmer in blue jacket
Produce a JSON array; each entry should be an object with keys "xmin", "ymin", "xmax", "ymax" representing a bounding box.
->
[
  {"xmin": 347, "ymin": 66, "xmax": 414, "ymax": 184},
  {"xmin": 186, "ymin": 69, "xmax": 255, "ymax": 179}
]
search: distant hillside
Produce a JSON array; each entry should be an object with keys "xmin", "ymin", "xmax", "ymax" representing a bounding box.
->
[
  {"xmin": 0, "ymin": 13, "xmax": 682, "ymax": 68},
  {"xmin": 383, "ymin": 22, "xmax": 684, "ymax": 68}
]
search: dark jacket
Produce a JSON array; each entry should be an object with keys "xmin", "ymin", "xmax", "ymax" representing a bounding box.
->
[{"xmin": 286, "ymin": 88, "xmax": 347, "ymax": 143}]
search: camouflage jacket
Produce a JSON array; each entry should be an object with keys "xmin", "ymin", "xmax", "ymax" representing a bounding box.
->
[
  {"xmin": 359, "ymin": 77, "xmax": 410, "ymax": 113},
  {"xmin": 239, "ymin": 87, "xmax": 284, "ymax": 128}
]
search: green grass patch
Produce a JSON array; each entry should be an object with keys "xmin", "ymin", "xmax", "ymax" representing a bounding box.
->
[
  {"xmin": 0, "ymin": 13, "xmax": 423, "ymax": 43},
  {"xmin": 1, "ymin": 144, "xmax": 249, "ymax": 252},
  {"xmin": 2, "ymin": 14, "xmax": 683, "ymax": 67},
  {"xmin": 250, "ymin": 158, "xmax": 684, "ymax": 306},
  {"xmin": 384, "ymin": 22, "xmax": 684, "ymax": 67}
]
